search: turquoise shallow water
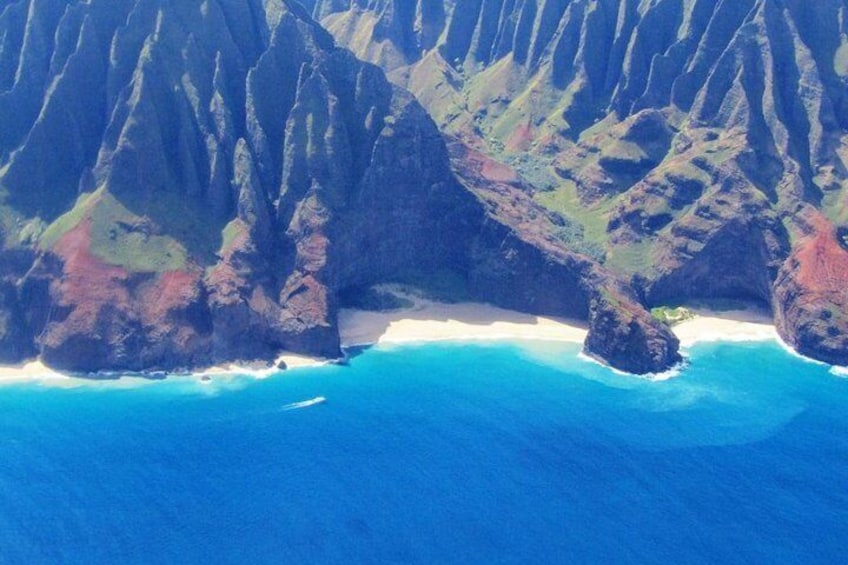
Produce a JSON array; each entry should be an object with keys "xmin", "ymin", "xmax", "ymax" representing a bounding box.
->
[{"xmin": 1, "ymin": 340, "xmax": 847, "ymax": 563}]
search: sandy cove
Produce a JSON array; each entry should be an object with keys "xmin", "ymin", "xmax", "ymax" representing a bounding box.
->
[
  {"xmin": 338, "ymin": 300, "xmax": 589, "ymax": 347},
  {"xmin": 338, "ymin": 295, "xmax": 778, "ymax": 350},
  {"xmin": 0, "ymin": 299, "xmax": 815, "ymax": 383},
  {"xmin": 671, "ymin": 307, "xmax": 777, "ymax": 347}
]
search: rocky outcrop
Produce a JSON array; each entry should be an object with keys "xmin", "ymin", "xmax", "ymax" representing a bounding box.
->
[
  {"xmin": 584, "ymin": 287, "xmax": 682, "ymax": 375},
  {"xmin": 449, "ymin": 140, "xmax": 680, "ymax": 373},
  {"xmin": 0, "ymin": 0, "xmax": 679, "ymax": 374},
  {"xmin": 774, "ymin": 213, "xmax": 848, "ymax": 366},
  {"xmin": 0, "ymin": 279, "xmax": 32, "ymax": 363},
  {"xmin": 311, "ymin": 0, "xmax": 848, "ymax": 368}
]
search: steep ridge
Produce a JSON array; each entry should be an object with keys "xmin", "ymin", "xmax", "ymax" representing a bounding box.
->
[
  {"xmin": 0, "ymin": 0, "xmax": 679, "ymax": 374},
  {"xmin": 307, "ymin": 0, "xmax": 848, "ymax": 366}
]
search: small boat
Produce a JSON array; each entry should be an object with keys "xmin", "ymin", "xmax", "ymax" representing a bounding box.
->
[
  {"xmin": 282, "ymin": 396, "xmax": 327, "ymax": 411},
  {"xmin": 301, "ymin": 396, "xmax": 326, "ymax": 407}
]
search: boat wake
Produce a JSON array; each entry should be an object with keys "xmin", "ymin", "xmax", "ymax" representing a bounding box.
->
[{"xmin": 281, "ymin": 396, "xmax": 327, "ymax": 411}]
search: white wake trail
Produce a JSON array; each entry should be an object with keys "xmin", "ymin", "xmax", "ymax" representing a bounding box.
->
[{"xmin": 281, "ymin": 396, "xmax": 327, "ymax": 411}]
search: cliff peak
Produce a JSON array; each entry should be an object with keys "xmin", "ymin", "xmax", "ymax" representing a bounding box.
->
[{"xmin": 0, "ymin": 0, "xmax": 679, "ymax": 374}]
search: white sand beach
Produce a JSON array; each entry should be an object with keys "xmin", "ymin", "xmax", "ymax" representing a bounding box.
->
[
  {"xmin": 670, "ymin": 307, "xmax": 778, "ymax": 347},
  {"xmin": 339, "ymin": 291, "xmax": 778, "ymax": 351},
  {"xmin": 0, "ymin": 295, "xmax": 821, "ymax": 383},
  {"xmin": 0, "ymin": 360, "xmax": 68, "ymax": 384},
  {"xmin": 339, "ymin": 299, "xmax": 589, "ymax": 347}
]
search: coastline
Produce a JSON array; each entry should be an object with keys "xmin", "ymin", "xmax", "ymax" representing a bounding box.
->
[
  {"xmin": 0, "ymin": 360, "xmax": 68, "ymax": 385},
  {"xmin": 338, "ymin": 299, "xmax": 589, "ymax": 348},
  {"xmin": 670, "ymin": 307, "xmax": 777, "ymax": 347},
  {"xmin": 338, "ymin": 299, "xmax": 780, "ymax": 351},
  {"xmin": 0, "ymin": 353, "xmax": 327, "ymax": 387},
  {"xmin": 195, "ymin": 353, "xmax": 329, "ymax": 378},
  {"xmin": 0, "ymin": 298, "xmax": 839, "ymax": 384}
]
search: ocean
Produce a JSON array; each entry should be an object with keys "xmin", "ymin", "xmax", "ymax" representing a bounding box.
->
[{"xmin": 0, "ymin": 340, "xmax": 846, "ymax": 563}]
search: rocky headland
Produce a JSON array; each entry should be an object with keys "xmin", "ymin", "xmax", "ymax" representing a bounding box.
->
[
  {"xmin": 304, "ymin": 0, "xmax": 848, "ymax": 367},
  {"xmin": 0, "ymin": 0, "xmax": 680, "ymax": 374}
]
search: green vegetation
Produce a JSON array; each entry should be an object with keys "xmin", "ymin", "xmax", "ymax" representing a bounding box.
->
[
  {"xmin": 506, "ymin": 153, "xmax": 558, "ymax": 191},
  {"xmin": 604, "ymin": 240, "xmax": 656, "ymax": 275},
  {"xmin": 651, "ymin": 306, "xmax": 695, "ymax": 326},
  {"xmin": 533, "ymin": 179, "xmax": 626, "ymax": 263},
  {"xmin": 653, "ymin": 299, "xmax": 767, "ymax": 327},
  {"xmin": 89, "ymin": 190, "xmax": 189, "ymax": 272},
  {"xmin": 597, "ymin": 287, "xmax": 633, "ymax": 322},
  {"xmin": 0, "ymin": 184, "xmax": 31, "ymax": 242},
  {"xmin": 38, "ymin": 184, "xmax": 227, "ymax": 273},
  {"xmin": 17, "ymin": 218, "xmax": 46, "ymax": 247},
  {"xmin": 835, "ymin": 41, "xmax": 848, "ymax": 78},
  {"xmin": 220, "ymin": 220, "xmax": 246, "ymax": 254},
  {"xmin": 39, "ymin": 188, "xmax": 103, "ymax": 250},
  {"xmin": 0, "ymin": 209, "xmax": 21, "ymax": 250},
  {"xmin": 699, "ymin": 143, "xmax": 735, "ymax": 166},
  {"xmin": 93, "ymin": 187, "xmax": 229, "ymax": 272},
  {"xmin": 551, "ymin": 218, "xmax": 606, "ymax": 262},
  {"xmin": 534, "ymin": 180, "xmax": 613, "ymax": 246},
  {"xmin": 603, "ymin": 139, "xmax": 649, "ymax": 164},
  {"xmin": 821, "ymin": 186, "xmax": 848, "ymax": 226},
  {"xmin": 664, "ymin": 161, "xmax": 711, "ymax": 188},
  {"xmin": 779, "ymin": 216, "xmax": 802, "ymax": 249}
]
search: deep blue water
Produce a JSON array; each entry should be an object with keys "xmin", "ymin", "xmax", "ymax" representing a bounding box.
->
[{"xmin": 1, "ymin": 340, "xmax": 847, "ymax": 564}]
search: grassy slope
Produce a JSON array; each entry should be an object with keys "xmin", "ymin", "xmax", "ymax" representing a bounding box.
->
[{"xmin": 39, "ymin": 185, "xmax": 226, "ymax": 273}]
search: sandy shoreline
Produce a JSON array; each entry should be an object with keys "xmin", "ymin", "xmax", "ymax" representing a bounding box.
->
[
  {"xmin": 670, "ymin": 307, "xmax": 777, "ymax": 347},
  {"xmin": 0, "ymin": 298, "xmax": 833, "ymax": 384},
  {"xmin": 0, "ymin": 360, "xmax": 68, "ymax": 385},
  {"xmin": 338, "ymin": 298, "xmax": 780, "ymax": 352},
  {"xmin": 338, "ymin": 299, "xmax": 589, "ymax": 347},
  {"xmin": 0, "ymin": 353, "xmax": 327, "ymax": 386}
]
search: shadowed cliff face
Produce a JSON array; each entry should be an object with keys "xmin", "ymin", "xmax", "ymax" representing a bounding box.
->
[
  {"xmin": 0, "ymin": 0, "xmax": 679, "ymax": 374},
  {"xmin": 308, "ymin": 0, "xmax": 848, "ymax": 366}
]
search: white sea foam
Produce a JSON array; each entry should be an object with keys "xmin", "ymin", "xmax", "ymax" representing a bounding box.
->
[
  {"xmin": 576, "ymin": 351, "xmax": 685, "ymax": 381},
  {"xmin": 773, "ymin": 336, "xmax": 830, "ymax": 367},
  {"xmin": 830, "ymin": 366, "xmax": 848, "ymax": 378}
]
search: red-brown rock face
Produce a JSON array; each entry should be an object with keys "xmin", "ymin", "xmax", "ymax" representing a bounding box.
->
[
  {"xmin": 775, "ymin": 213, "xmax": 848, "ymax": 366},
  {"xmin": 0, "ymin": 0, "xmax": 680, "ymax": 374}
]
